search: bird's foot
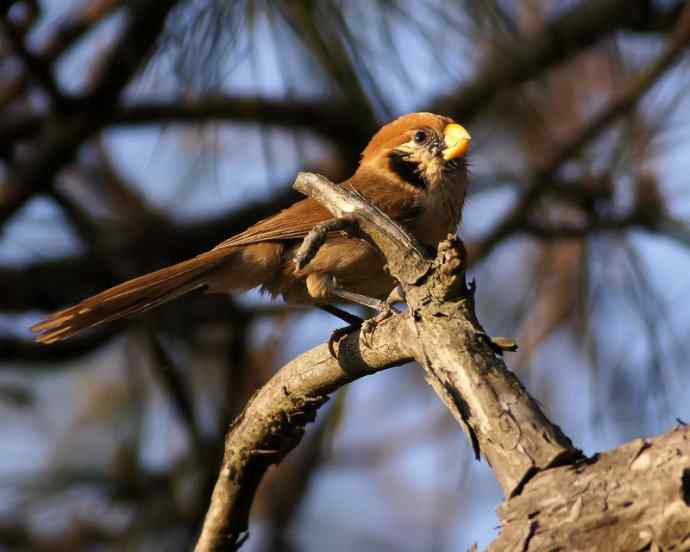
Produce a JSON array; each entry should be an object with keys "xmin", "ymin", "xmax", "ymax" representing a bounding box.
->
[
  {"xmin": 318, "ymin": 305, "xmax": 363, "ymax": 358},
  {"xmin": 328, "ymin": 323, "xmax": 361, "ymax": 358},
  {"xmin": 321, "ymin": 303, "xmax": 399, "ymax": 358},
  {"xmin": 360, "ymin": 303, "xmax": 397, "ymax": 347}
]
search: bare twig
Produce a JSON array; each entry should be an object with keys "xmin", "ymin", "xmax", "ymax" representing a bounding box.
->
[
  {"xmin": 0, "ymin": 0, "xmax": 123, "ymax": 111},
  {"xmin": 293, "ymin": 174, "xmax": 431, "ymax": 283},
  {"xmin": 0, "ymin": 326, "xmax": 119, "ymax": 365},
  {"xmin": 146, "ymin": 327, "xmax": 205, "ymax": 453},
  {"xmin": 0, "ymin": 19, "xmax": 66, "ymax": 107},
  {"xmin": 41, "ymin": 0, "xmax": 124, "ymax": 61}
]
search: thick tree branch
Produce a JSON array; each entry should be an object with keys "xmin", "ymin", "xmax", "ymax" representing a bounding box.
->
[
  {"xmin": 489, "ymin": 425, "xmax": 690, "ymax": 551},
  {"xmin": 196, "ymin": 171, "xmax": 583, "ymax": 549},
  {"xmin": 195, "ymin": 315, "xmax": 415, "ymax": 551},
  {"xmin": 294, "ymin": 173, "xmax": 582, "ymax": 493}
]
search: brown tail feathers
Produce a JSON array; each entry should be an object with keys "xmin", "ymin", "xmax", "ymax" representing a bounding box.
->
[{"xmin": 31, "ymin": 249, "xmax": 235, "ymax": 344}]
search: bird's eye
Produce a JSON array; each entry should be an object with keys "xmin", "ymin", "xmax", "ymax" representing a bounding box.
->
[{"xmin": 413, "ymin": 130, "xmax": 428, "ymax": 144}]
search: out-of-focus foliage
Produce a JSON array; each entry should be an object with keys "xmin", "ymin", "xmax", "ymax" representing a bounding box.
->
[{"xmin": 1, "ymin": 0, "xmax": 690, "ymax": 549}]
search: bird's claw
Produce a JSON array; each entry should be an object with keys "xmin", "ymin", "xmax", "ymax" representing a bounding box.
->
[
  {"xmin": 328, "ymin": 323, "xmax": 359, "ymax": 358},
  {"xmin": 327, "ymin": 305, "xmax": 398, "ymax": 358},
  {"xmin": 360, "ymin": 304, "xmax": 396, "ymax": 347}
]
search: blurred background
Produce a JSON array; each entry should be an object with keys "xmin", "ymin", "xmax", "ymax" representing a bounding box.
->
[{"xmin": 1, "ymin": 0, "xmax": 690, "ymax": 549}]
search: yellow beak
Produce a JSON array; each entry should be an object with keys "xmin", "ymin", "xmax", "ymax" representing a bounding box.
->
[{"xmin": 442, "ymin": 123, "xmax": 471, "ymax": 161}]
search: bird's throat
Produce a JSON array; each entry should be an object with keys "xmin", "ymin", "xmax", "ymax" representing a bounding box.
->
[{"xmin": 387, "ymin": 151, "xmax": 428, "ymax": 190}]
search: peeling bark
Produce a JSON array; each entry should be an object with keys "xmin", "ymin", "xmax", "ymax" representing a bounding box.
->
[{"xmin": 490, "ymin": 426, "xmax": 690, "ymax": 551}]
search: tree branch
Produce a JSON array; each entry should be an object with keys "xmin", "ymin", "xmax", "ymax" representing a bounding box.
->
[
  {"xmin": 0, "ymin": 19, "xmax": 66, "ymax": 108},
  {"xmin": 293, "ymin": 173, "xmax": 582, "ymax": 493},
  {"xmin": 195, "ymin": 315, "xmax": 415, "ymax": 551},
  {"xmin": 0, "ymin": 188, "xmax": 301, "ymax": 313},
  {"xmin": 490, "ymin": 425, "xmax": 690, "ymax": 550},
  {"xmin": 0, "ymin": 96, "xmax": 367, "ymax": 154},
  {"xmin": 0, "ymin": 0, "xmax": 123, "ymax": 111},
  {"xmin": 41, "ymin": 0, "xmax": 124, "ymax": 61},
  {"xmin": 195, "ymin": 172, "xmax": 583, "ymax": 550},
  {"xmin": 0, "ymin": 326, "xmax": 119, "ymax": 365},
  {"xmin": 112, "ymin": 97, "xmax": 369, "ymax": 148}
]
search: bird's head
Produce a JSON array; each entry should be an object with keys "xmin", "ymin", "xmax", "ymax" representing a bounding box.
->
[{"xmin": 358, "ymin": 112, "xmax": 470, "ymax": 194}]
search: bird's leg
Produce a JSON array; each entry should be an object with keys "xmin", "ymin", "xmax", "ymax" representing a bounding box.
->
[
  {"xmin": 317, "ymin": 304, "xmax": 363, "ymax": 326},
  {"xmin": 294, "ymin": 217, "xmax": 358, "ymax": 271},
  {"xmin": 328, "ymin": 287, "xmax": 401, "ymax": 325},
  {"xmin": 326, "ymin": 288, "xmax": 388, "ymax": 311},
  {"xmin": 314, "ymin": 276, "xmax": 404, "ymax": 354},
  {"xmin": 308, "ymin": 273, "xmax": 401, "ymax": 356},
  {"xmin": 347, "ymin": 285, "xmax": 407, "ymax": 345},
  {"xmin": 361, "ymin": 285, "xmax": 405, "ymax": 326}
]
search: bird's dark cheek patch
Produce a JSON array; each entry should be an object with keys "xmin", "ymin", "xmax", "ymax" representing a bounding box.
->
[{"xmin": 388, "ymin": 151, "xmax": 428, "ymax": 190}]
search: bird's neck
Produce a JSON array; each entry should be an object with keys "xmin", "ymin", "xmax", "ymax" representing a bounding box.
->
[{"xmin": 353, "ymin": 163, "xmax": 466, "ymax": 247}]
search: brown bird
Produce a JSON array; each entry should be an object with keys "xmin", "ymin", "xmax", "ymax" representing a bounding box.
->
[{"xmin": 31, "ymin": 112, "xmax": 470, "ymax": 344}]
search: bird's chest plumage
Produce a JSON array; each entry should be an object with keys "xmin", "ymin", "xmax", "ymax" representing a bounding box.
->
[{"xmin": 410, "ymin": 182, "xmax": 465, "ymax": 246}]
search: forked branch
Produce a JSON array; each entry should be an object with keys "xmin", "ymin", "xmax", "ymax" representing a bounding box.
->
[{"xmin": 195, "ymin": 172, "xmax": 582, "ymax": 551}]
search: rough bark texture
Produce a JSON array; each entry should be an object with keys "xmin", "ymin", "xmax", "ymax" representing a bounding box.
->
[
  {"xmin": 490, "ymin": 425, "xmax": 690, "ymax": 551},
  {"xmin": 196, "ymin": 172, "xmax": 689, "ymax": 551},
  {"xmin": 294, "ymin": 172, "xmax": 582, "ymax": 495},
  {"xmin": 403, "ymin": 240, "xmax": 581, "ymax": 494},
  {"xmin": 195, "ymin": 316, "xmax": 415, "ymax": 551}
]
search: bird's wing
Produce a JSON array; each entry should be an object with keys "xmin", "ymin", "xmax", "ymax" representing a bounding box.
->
[
  {"xmin": 213, "ymin": 177, "xmax": 421, "ymax": 250},
  {"xmin": 213, "ymin": 196, "xmax": 332, "ymax": 249}
]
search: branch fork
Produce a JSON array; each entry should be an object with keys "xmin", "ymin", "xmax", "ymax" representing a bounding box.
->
[
  {"xmin": 292, "ymin": 172, "xmax": 582, "ymax": 488},
  {"xmin": 195, "ymin": 171, "xmax": 582, "ymax": 551}
]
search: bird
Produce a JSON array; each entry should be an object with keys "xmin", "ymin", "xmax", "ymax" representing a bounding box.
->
[{"xmin": 31, "ymin": 112, "xmax": 471, "ymax": 344}]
